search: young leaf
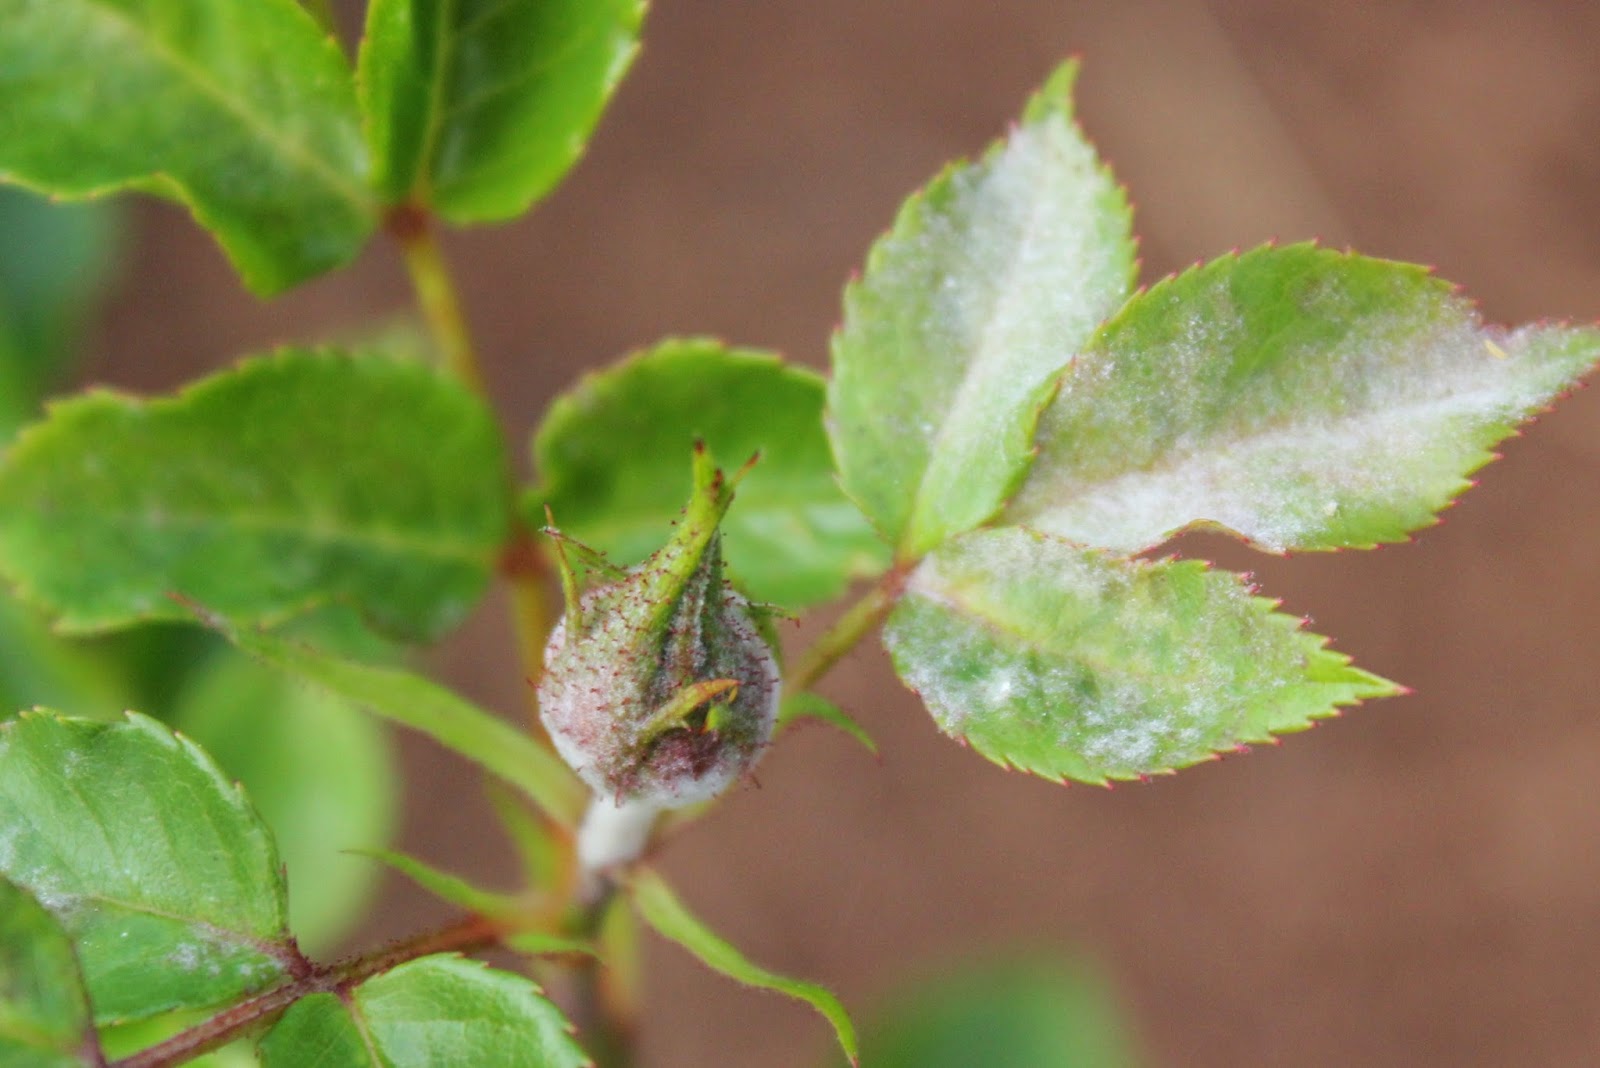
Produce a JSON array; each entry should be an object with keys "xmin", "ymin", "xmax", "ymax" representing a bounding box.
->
[
  {"xmin": 0, "ymin": 0, "xmax": 376, "ymax": 294},
  {"xmin": 630, "ymin": 868, "xmax": 859, "ymax": 1065},
  {"xmin": 359, "ymin": 0, "xmax": 645, "ymax": 221},
  {"xmin": 352, "ymin": 848, "xmax": 526, "ymax": 920},
  {"xmin": 258, "ymin": 956, "xmax": 589, "ymax": 1067},
  {"xmin": 838, "ymin": 957, "xmax": 1141, "ymax": 1068},
  {"xmin": 0, "ymin": 878, "xmax": 96, "ymax": 1068},
  {"xmin": 778, "ymin": 692, "xmax": 879, "ymax": 757},
  {"xmin": 0, "ymin": 711, "xmax": 297, "ymax": 1024},
  {"xmin": 200, "ymin": 613, "xmax": 586, "ymax": 827},
  {"xmin": 0, "ymin": 350, "xmax": 510, "ymax": 642},
  {"xmin": 828, "ymin": 61, "xmax": 1136, "ymax": 560},
  {"xmin": 1006, "ymin": 244, "xmax": 1600, "ymax": 553},
  {"xmin": 170, "ymin": 651, "xmax": 400, "ymax": 955},
  {"xmin": 533, "ymin": 338, "xmax": 888, "ymax": 609},
  {"xmin": 882, "ymin": 527, "xmax": 1397, "ymax": 784}
]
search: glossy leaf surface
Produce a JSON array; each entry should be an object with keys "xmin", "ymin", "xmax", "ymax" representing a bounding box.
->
[
  {"xmin": 829, "ymin": 62, "xmax": 1135, "ymax": 558},
  {"xmin": 0, "ymin": 0, "xmax": 375, "ymax": 293},
  {"xmin": 359, "ymin": 0, "xmax": 645, "ymax": 220},
  {"xmin": 0, "ymin": 712, "xmax": 294, "ymax": 1023},
  {"xmin": 0, "ymin": 351, "xmax": 509, "ymax": 642},
  {"xmin": 258, "ymin": 956, "xmax": 588, "ymax": 1068},
  {"xmin": 884, "ymin": 527, "xmax": 1396, "ymax": 783},
  {"xmin": 534, "ymin": 338, "xmax": 887, "ymax": 608},
  {"xmin": 631, "ymin": 868, "xmax": 858, "ymax": 1065},
  {"xmin": 1008, "ymin": 245, "xmax": 1600, "ymax": 552},
  {"xmin": 0, "ymin": 878, "xmax": 95, "ymax": 1068}
]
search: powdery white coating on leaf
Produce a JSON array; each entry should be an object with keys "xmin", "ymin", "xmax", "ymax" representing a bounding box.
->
[
  {"xmin": 883, "ymin": 527, "xmax": 1396, "ymax": 783},
  {"xmin": 828, "ymin": 61, "xmax": 1136, "ymax": 556},
  {"xmin": 1008, "ymin": 245, "xmax": 1600, "ymax": 553}
]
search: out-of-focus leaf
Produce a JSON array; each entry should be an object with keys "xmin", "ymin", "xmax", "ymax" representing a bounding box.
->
[
  {"xmin": 358, "ymin": 0, "xmax": 645, "ymax": 221},
  {"xmin": 0, "ymin": 877, "xmax": 96, "ymax": 1068},
  {"xmin": 0, "ymin": 712, "xmax": 295, "ymax": 1024},
  {"xmin": 0, "ymin": 0, "xmax": 376, "ymax": 294},
  {"xmin": 0, "ymin": 350, "xmax": 510, "ymax": 642},
  {"xmin": 778, "ymin": 692, "xmax": 878, "ymax": 756},
  {"xmin": 170, "ymin": 651, "xmax": 399, "ymax": 955},
  {"xmin": 828, "ymin": 61, "xmax": 1135, "ymax": 559},
  {"xmin": 533, "ymin": 338, "xmax": 888, "ymax": 609},
  {"xmin": 884, "ymin": 527, "xmax": 1397, "ymax": 784}
]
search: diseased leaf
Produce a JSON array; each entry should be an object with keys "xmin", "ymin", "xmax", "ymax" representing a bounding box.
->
[
  {"xmin": 0, "ymin": 711, "xmax": 296, "ymax": 1024},
  {"xmin": 170, "ymin": 652, "xmax": 399, "ymax": 955},
  {"xmin": 359, "ymin": 0, "xmax": 645, "ymax": 221},
  {"xmin": 0, "ymin": 350, "xmax": 510, "ymax": 642},
  {"xmin": 828, "ymin": 61, "xmax": 1136, "ymax": 559},
  {"xmin": 631, "ymin": 868, "xmax": 858, "ymax": 1065},
  {"xmin": 258, "ymin": 956, "xmax": 589, "ymax": 1068},
  {"xmin": 533, "ymin": 338, "xmax": 887, "ymax": 608},
  {"xmin": 883, "ymin": 527, "xmax": 1396, "ymax": 784},
  {"xmin": 199, "ymin": 611, "xmax": 585, "ymax": 827},
  {"xmin": 1007, "ymin": 244, "xmax": 1600, "ymax": 553},
  {"xmin": 0, "ymin": 877, "xmax": 96, "ymax": 1068},
  {"xmin": 0, "ymin": 0, "xmax": 376, "ymax": 294},
  {"xmin": 837, "ymin": 957, "xmax": 1141, "ymax": 1068}
]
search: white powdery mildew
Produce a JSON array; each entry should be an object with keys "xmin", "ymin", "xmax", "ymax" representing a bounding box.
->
[
  {"xmin": 1016, "ymin": 282, "xmax": 1585, "ymax": 551},
  {"xmin": 892, "ymin": 530, "xmax": 1328, "ymax": 779}
]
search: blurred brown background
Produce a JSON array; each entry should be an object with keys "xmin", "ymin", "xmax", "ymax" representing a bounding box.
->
[{"xmin": 89, "ymin": 1, "xmax": 1600, "ymax": 1064}]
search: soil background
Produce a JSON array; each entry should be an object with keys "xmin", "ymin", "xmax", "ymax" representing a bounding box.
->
[{"xmin": 92, "ymin": 2, "xmax": 1600, "ymax": 1064}]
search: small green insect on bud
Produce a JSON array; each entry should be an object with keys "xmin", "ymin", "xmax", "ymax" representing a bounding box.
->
[{"xmin": 538, "ymin": 443, "xmax": 781, "ymax": 810}]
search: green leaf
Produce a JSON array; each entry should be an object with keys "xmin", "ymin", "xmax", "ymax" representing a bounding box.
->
[
  {"xmin": 0, "ymin": 0, "xmax": 376, "ymax": 294},
  {"xmin": 170, "ymin": 651, "xmax": 399, "ymax": 955},
  {"xmin": 0, "ymin": 711, "xmax": 295, "ymax": 1024},
  {"xmin": 838, "ymin": 957, "xmax": 1141, "ymax": 1068},
  {"xmin": 828, "ymin": 61, "xmax": 1136, "ymax": 559},
  {"xmin": 883, "ymin": 527, "xmax": 1397, "ymax": 784},
  {"xmin": 778, "ymin": 692, "xmax": 878, "ymax": 757},
  {"xmin": 258, "ymin": 956, "xmax": 589, "ymax": 1067},
  {"xmin": 0, "ymin": 596, "xmax": 131, "ymax": 723},
  {"xmin": 352, "ymin": 849, "xmax": 525, "ymax": 920},
  {"xmin": 630, "ymin": 868, "xmax": 858, "ymax": 1065},
  {"xmin": 0, "ymin": 187, "xmax": 121, "ymax": 437},
  {"xmin": 199, "ymin": 611, "xmax": 586, "ymax": 827},
  {"xmin": 0, "ymin": 350, "xmax": 510, "ymax": 642},
  {"xmin": 359, "ymin": 0, "xmax": 645, "ymax": 221},
  {"xmin": 0, "ymin": 877, "xmax": 96, "ymax": 1068},
  {"xmin": 99, "ymin": 1009, "xmax": 258, "ymax": 1067},
  {"xmin": 1006, "ymin": 244, "xmax": 1600, "ymax": 553},
  {"xmin": 533, "ymin": 338, "xmax": 888, "ymax": 609}
]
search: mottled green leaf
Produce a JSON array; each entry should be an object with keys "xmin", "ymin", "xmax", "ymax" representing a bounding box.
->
[
  {"xmin": 0, "ymin": 350, "xmax": 510, "ymax": 642},
  {"xmin": 883, "ymin": 527, "xmax": 1396, "ymax": 784},
  {"xmin": 359, "ymin": 0, "xmax": 645, "ymax": 220},
  {"xmin": 259, "ymin": 956, "xmax": 589, "ymax": 1068},
  {"xmin": 0, "ymin": 877, "xmax": 95, "ymax": 1068},
  {"xmin": 836, "ymin": 957, "xmax": 1141, "ymax": 1068},
  {"xmin": 533, "ymin": 338, "xmax": 886, "ymax": 608},
  {"xmin": 828, "ymin": 61, "xmax": 1136, "ymax": 559},
  {"xmin": 631, "ymin": 868, "xmax": 858, "ymax": 1065},
  {"xmin": 200, "ymin": 612, "xmax": 585, "ymax": 827},
  {"xmin": 0, "ymin": 0, "xmax": 376, "ymax": 294},
  {"xmin": 1007, "ymin": 244, "xmax": 1600, "ymax": 552},
  {"xmin": 170, "ymin": 651, "xmax": 399, "ymax": 955},
  {"xmin": 0, "ymin": 711, "xmax": 295, "ymax": 1024},
  {"xmin": 0, "ymin": 187, "xmax": 120, "ymax": 437}
]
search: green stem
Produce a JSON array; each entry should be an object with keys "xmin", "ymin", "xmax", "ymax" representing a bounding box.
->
[
  {"xmin": 390, "ymin": 206, "xmax": 486, "ymax": 395},
  {"xmin": 785, "ymin": 565, "xmax": 912, "ymax": 695}
]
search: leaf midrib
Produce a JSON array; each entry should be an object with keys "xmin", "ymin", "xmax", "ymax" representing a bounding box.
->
[{"xmin": 76, "ymin": 0, "xmax": 372, "ymax": 213}]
